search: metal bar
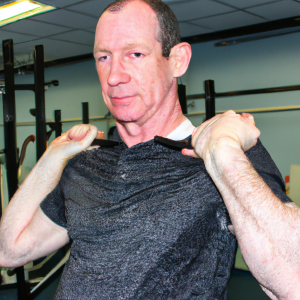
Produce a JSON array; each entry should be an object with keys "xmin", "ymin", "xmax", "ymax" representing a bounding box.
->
[
  {"xmin": 0, "ymin": 165, "xmax": 3, "ymax": 217},
  {"xmin": 204, "ymin": 80, "xmax": 216, "ymax": 120},
  {"xmin": 186, "ymin": 94, "xmax": 205, "ymax": 101},
  {"xmin": 186, "ymin": 106, "xmax": 300, "ymax": 117},
  {"xmin": 14, "ymin": 84, "xmax": 35, "ymax": 91},
  {"xmin": 186, "ymin": 84, "xmax": 300, "ymax": 101},
  {"xmin": 82, "ymin": 102, "xmax": 89, "ymax": 124},
  {"xmin": 178, "ymin": 84, "xmax": 187, "ymax": 114},
  {"xmin": 29, "ymin": 249, "xmax": 70, "ymax": 299},
  {"xmin": 2, "ymin": 39, "xmax": 27, "ymax": 300},
  {"xmin": 182, "ymin": 15, "xmax": 300, "ymax": 45},
  {"xmin": 34, "ymin": 45, "xmax": 47, "ymax": 161},
  {"xmin": 216, "ymin": 85, "xmax": 300, "ymax": 98},
  {"xmin": 54, "ymin": 110, "xmax": 62, "ymax": 138}
]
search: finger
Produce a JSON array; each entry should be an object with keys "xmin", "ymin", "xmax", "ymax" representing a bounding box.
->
[
  {"xmin": 181, "ymin": 148, "xmax": 198, "ymax": 158},
  {"xmin": 96, "ymin": 130, "xmax": 105, "ymax": 139},
  {"xmin": 68, "ymin": 125, "xmax": 90, "ymax": 142},
  {"xmin": 241, "ymin": 113, "xmax": 255, "ymax": 125}
]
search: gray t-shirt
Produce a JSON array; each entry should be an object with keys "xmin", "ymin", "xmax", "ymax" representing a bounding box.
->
[{"xmin": 41, "ymin": 138, "xmax": 291, "ymax": 300}]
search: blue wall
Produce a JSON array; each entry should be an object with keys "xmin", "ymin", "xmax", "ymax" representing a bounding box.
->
[{"xmin": 185, "ymin": 31, "xmax": 300, "ymax": 178}]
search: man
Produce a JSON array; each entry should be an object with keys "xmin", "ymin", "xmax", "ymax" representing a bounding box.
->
[{"xmin": 0, "ymin": 0, "xmax": 299, "ymax": 299}]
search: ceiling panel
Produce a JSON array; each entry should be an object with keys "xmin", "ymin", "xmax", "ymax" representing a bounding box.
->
[
  {"xmin": 0, "ymin": 31, "xmax": 38, "ymax": 44},
  {"xmin": 66, "ymin": 0, "xmax": 113, "ymax": 18},
  {"xmin": 169, "ymin": 0, "xmax": 235, "ymax": 22},
  {"xmin": 49, "ymin": 30, "xmax": 95, "ymax": 47},
  {"xmin": 246, "ymin": 0, "xmax": 300, "ymax": 20},
  {"xmin": 30, "ymin": 9, "xmax": 98, "ymax": 29},
  {"xmin": 191, "ymin": 11, "xmax": 265, "ymax": 31},
  {"xmin": 215, "ymin": 0, "xmax": 282, "ymax": 9},
  {"xmin": 85, "ymin": 27, "xmax": 96, "ymax": 33},
  {"xmin": 1, "ymin": 19, "xmax": 70, "ymax": 36},
  {"xmin": 13, "ymin": 38, "xmax": 92, "ymax": 61},
  {"xmin": 179, "ymin": 22, "xmax": 212, "ymax": 37},
  {"xmin": 41, "ymin": 0, "xmax": 85, "ymax": 8}
]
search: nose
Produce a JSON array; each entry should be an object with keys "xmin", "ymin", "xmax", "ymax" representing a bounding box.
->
[{"xmin": 107, "ymin": 57, "xmax": 131, "ymax": 87}]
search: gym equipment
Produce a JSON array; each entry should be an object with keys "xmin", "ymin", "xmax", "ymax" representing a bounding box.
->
[
  {"xmin": 1, "ymin": 39, "xmax": 58, "ymax": 300},
  {"xmin": 187, "ymin": 79, "xmax": 300, "ymax": 119}
]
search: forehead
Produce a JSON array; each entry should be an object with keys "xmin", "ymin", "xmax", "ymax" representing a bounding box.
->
[{"xmin": 95, "ymin": 1, "xmax": 160, "ymax": 50}]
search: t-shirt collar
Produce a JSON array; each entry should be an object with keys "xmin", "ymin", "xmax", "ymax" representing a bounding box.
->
[{"xmin": 166, "ymin": 117, "xmax": 195, "ymax": 141}]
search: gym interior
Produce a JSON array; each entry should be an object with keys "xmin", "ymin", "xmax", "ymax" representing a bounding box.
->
[{"xmin": 1, "ymin": 0, "xmax": 300, "ymax": 299}]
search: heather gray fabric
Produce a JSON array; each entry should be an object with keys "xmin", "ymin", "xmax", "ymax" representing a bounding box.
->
[{"xmin": 41, "ymin": 138, "xmax": 291, "ymax": 300}]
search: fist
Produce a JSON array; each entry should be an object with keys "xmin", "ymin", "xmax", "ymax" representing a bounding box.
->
[
  {"xmin": 183, "ymin": 111, "xmax": 260, "ymax": 160},
  {"xmin": 47, "ymin": 124, "xmax": 104, "ymax": 161}
]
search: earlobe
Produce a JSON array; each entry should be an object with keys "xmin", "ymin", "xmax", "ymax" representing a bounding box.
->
[{"xmin": 171, "ymin": 42, "xmax": 192, "ymax": 78}]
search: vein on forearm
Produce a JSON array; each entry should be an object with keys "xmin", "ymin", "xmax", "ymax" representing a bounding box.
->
[{"xmin": 206, "ymin": 146, "xmax": 300, "ymax": 298}]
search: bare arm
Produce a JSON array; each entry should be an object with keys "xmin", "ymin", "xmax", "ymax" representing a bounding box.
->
[
  {"xmin": 183, "ymin": 111, "xmax": 300, "ymax": 300},
  {"xmin": 0, "ymin": 125, "xmax": 100, "ymax": 268}
]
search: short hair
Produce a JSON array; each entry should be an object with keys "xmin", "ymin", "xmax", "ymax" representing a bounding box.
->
[{"xmin": 103, "ymin": 0, "xmax": 181, "ymax": 57}]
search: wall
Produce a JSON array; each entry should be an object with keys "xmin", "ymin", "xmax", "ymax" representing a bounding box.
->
[{"xmin": 185, "ymin": 31, "xmax": 300, "ymax": 178}]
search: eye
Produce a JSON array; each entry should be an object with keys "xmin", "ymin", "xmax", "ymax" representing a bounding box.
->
[
  {"xmin": 98, "ymin": 55, "xmax": 109, "ymax": 62},
  {"xmin": 132, "ymin": 52, "xmax": 143, "ymax": 58}
]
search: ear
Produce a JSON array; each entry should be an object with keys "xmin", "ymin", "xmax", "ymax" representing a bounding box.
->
[{"xmin": 169, "ymin": 42, "xmax": 192, "ymax": 78}]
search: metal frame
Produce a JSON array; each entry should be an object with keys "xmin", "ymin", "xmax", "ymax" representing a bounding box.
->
[
  {"xmin": 54, "ymin": 110, "xmax": 62, "ymax": 138},
  {"xmin": 186, "ymin": 80, "xmax": 300, "ymax": 120},
  {"xmin": 82, "ymin": 102, "xmax": 89, "ymax": 124},
  {"xmin": 178, "ymin": 84, "xmax": 187, "ymax": 115},
  {"xmin": 182, "ymin": 15, "xmax": 300, "ymax": 45},
  {"xmin": 2, "ymin": 39, "xmax": 27, "ymax": 300},
  {"xmin": 1, "ymin": 39, "xmax": 50, "ymax": 300}
]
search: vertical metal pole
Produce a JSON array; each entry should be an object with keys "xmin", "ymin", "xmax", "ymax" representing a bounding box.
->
[
  {"xmin": 54, "ymin": 110, "xmax": 62, "ymax": 138},
  {"xmin": 0, "ymin": 164, "xmax": 3, "ymax": 217},
  {"xmin": 204, "ymin": 80, "xmax": 216, "ymax": 120},
  {"xmin": 2, "ymin": 39, "xmax": 27, "ymax": 300},
  {"xmin": 34, "ymin": 45, "xmax": 46, "ymax": 161},
  {"xmin": 178, "ymin": 84, "xmax": 187, "ymax": 114},
  {"xmin": 82, "ymin": 102, "xmax": 89, "ymax": 124}
]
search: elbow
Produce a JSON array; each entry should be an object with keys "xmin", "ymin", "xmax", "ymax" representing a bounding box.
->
[
  {"xmin": 0, "ymin": 252, "xmax": 16, "ymax": 268},
  {"xmin": 0, "ymin": 243, "xmax": 28, "ymax": 268}
]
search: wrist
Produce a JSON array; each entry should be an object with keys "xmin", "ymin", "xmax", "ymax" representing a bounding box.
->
[{"xmin": 204, "ymin": 136, "xmax": 249, "ymax": 179}]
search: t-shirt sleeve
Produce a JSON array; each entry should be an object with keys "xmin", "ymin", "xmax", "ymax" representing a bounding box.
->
[
  {"xmin": 40, "ymin": 181, "xmax": 67, "ymax": 229},
  {"xmin": 245, "ymin": 139, "xmax": 292, "ymax": 204}
]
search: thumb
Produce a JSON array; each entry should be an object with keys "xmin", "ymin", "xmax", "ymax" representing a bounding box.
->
[{"xmin": 181, "ymin": 148, "xmax": 197, "ymax": 157}]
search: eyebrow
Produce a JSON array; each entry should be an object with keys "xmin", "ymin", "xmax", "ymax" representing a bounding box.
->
[
  {"xmin": 93, "ymin": 42, "xmax": 152, "ymax": 57},
  {"xmin": 93, "ymin": 47, "xmax": 111, "ymax": 57}
]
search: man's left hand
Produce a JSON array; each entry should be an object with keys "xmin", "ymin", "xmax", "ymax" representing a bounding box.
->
[{"xmin": 182, "ymin": 111, "xmax": 260, "ymax": 165}]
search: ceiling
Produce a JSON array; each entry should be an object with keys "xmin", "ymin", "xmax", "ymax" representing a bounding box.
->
[{"xmin": 1, "ymin": 0, "xmax": 300, "ymax": 70}]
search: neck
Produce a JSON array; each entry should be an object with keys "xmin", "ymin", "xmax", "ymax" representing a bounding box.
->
[{"xmin": 116, "ymin": 99, "xmax": 186, "ymax": 148}]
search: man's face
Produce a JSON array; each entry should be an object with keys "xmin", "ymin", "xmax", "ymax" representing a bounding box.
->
[{"xmin": 94, "ymin": 0, "xmax": 175, "ymax": 124}]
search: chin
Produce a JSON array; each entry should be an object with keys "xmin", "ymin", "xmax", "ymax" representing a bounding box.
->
[{"xmin": 111, "ymin": 107, "xmax": 145, "ymax": 123}]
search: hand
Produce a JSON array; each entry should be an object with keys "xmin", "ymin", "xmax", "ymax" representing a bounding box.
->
[
  {"xmin": 46, "ymin": 125, "xmax": 104, "ymax": 161},
  {"xmin": 182, "ymin": 111, "xmax": 260, "ymax": 161}
]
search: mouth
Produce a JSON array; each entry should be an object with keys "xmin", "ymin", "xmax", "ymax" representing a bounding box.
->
[{"xmin": 110, "ymin": 95, "xmax": 137, "ymax": 106}]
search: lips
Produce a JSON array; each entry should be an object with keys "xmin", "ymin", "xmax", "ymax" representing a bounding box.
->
[{"xmin": 110, "ymin": 95, "xmax": 137, "ymax": 106}]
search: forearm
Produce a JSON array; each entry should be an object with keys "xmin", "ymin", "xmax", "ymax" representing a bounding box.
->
[
  {"xmin": 0, "ymin": 152, "xmax": 67, "ymax": 263},
  {"xmin": 205, "ymin": 138, "xmax": 300, "ymax": 299}
]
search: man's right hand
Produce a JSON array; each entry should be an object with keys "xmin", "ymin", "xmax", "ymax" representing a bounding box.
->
[{"xmin": 45, "ymin": 124, "xmax": 103, "ymax": 162}]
